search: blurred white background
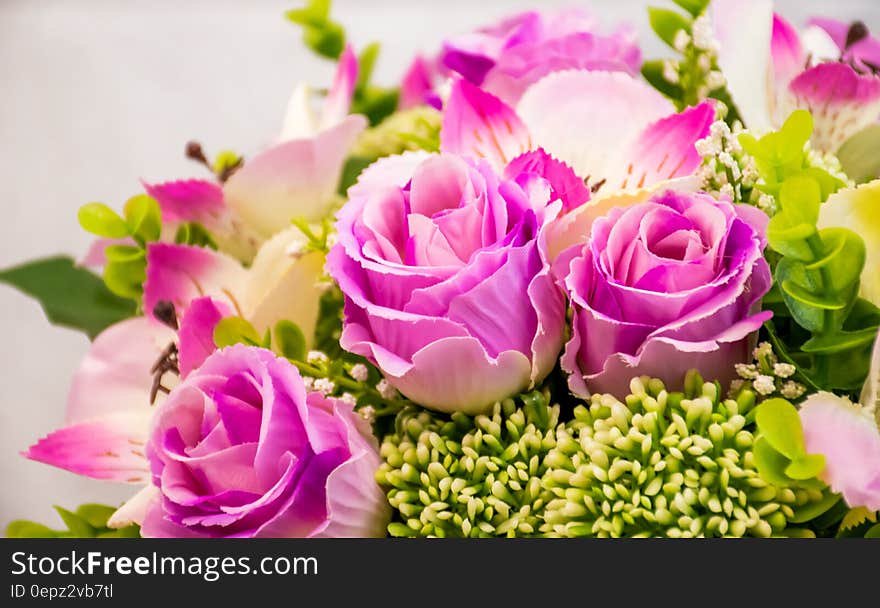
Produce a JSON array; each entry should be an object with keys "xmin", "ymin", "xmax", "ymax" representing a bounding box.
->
[{"xmin": 1, "ymin": 0, "xmax": 877, "ymax": 531}]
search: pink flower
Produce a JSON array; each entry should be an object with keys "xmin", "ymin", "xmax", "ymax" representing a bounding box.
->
[
  {"xmin": 799, "ymin": 331, "xmax": 880, "ymax": 511},
  {"xmin": 142, "ymin": 345, "xmax": 390, "ymax": 537},
  {"xmin": 558, "ymin": 190, "xmax": 772, "ymax": 397},
  {"xmin": 441, "ymin": 9, "xmax": 641, "ymax": 105},
  {"xmin": 326, "ymin": 153, "xmax": 566, "ymax": 414},
  {"xmin": 713, "ymin": 0, "xmax": 880, "ymax": 152},
  {"xmin": 440, "ymin": 73, "xmax": 715, "ymax": 259}
]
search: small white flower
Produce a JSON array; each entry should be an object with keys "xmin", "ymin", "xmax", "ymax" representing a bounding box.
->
[
  {"xmin": 720, "ymin": 183, "xmax": 735, "ymax": 199},
  {"xmin": 325, "ymin": 232, "xmax": 339, "ymax": 248},
  {"xmin": 697, "ymin": 53, "xmax": 712, "ymax": 73},
  {"xmin": 773, "ymin": 363, "xmax": 796, "ymax": 379},
  {"xmin": 735, "ymin": 363, "xmax": 759, "ymax": 380},
  {"xmin": 673, "ymin": 29, "xmax": 691, "ymax": 53},
  {"xmin": 359, "ymin": 405, "xmax": 376, "ymax": 423},
  {"xmin": 753, "ymin": 375, "xmax": 777, "ymax": 396},
  {"xmin": 706, "ymin": 70, "xmax": 726, "ymax": 91},
  {"xmin": 692, "ymin": 15, "xmax": 720, "ymax": 53},
  {"xmin": 753, "ymin": 342, "xmax": 773, "ymax": 359},
  {"xmin": 340, "ymin": 392, "xmax": 357, "ymax": 406},
  {"xmin": 302, "ymin": 376, "xmax": 315, "ymax": 391},
  {"xmin": 781, "ymin": 381, "xmax": 806, "ymax": 400},
  {"xmin": 349, "ymin": 363, "xmax": 369, "ymax": 382},
  {"xmin": 662, "ymin": 60, "xmax": 680, "ymax": 84},
  {"xmin": 376, "ymin": 379, "xmax": 399, "ymax": 400},
  {"xmin": 307, "ymin": 350, "xmax": 329, "ymax": 364},
  {"xmin": 314, "ymin": 378, "xmax": 335, "ymax": 395}
]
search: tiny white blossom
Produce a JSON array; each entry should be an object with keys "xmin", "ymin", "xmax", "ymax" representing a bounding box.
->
[
  {"xmin": 673, "ymin": 29, "xmax": 691, "ymax": 52},
  {"xmin": 718, "ymin": 151, "xmax": 735, "ymax": 169},
  {"xmin": 706, "ymin": 70, "xmax": 726, "ymax": 90},
  {"xmin": 780, "ymin": 381, "xmax": 806, "ymax": 400},
  {"xmin": 376, "ymin": 379, "xmax": 399, "ymax": 400},
  {"xmin": 340, "ymin": 392, "xmax": 357, "ymax": 406},
  {"xmin": 307, "ymin": 350, "xmax": 329, "ymax": 364},
  {"xmin": 753, "ymin": 375, "xmax": 777, "ymax": 396},
  {"xmin": 692, "ymin": 15, "xmax": 720, "ymax": 53},
  {"xmin": 719, "ymin": 183, "xmax": 735, "ymax": 199},
  {"xmin": 753, "ymin": 342, "xmax": 773, "ymax": 359},
  {"xmin": 325, "ymin": 232, "xmax": 339, "ymax": 248},
  {"xmin": 359, "ymin": 405, "xmax": 376, "ymax": 423},
  {"xmin": 302, "ymin": 376, "xmax": 315, "ymax": 391},
  {"xmin": 349, "ymin": 363, "xmax": 369, "ymax": 382},
  {"xmin": 773, "ymin": 363, "xmax": 796, "ymax": 379},
  {"xmin": 662, "ymin": 60, "xmax": 680, "ymax": 84},
  {"xmin": 697, "ymin": 53, "xmax": 712, "ymax": 73},
  {"xmin": 735, "ymin": 363, "xmax": 759, "ymax": 380},
  {"xmin": 314, "ymin": 378, "xmax": 335, "ymax": 395}
]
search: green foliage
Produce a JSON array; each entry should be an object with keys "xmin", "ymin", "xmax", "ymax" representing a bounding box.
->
[
  {"xmin": 748, "ymin": 111, "xmax": 876, "ymax": 392},
  {"xmin": 213, "ymin": 316, "xmax": 269, "ymax": 349},
  {"xmin": 0, "ymin": 256, "xmax": 136, "ymax": 339},
  {"xmin": 836, "ymin": 124, "xmax": 880, "ymax": 183},
  {"xmin": 6, "ymin": 504, "xmax": 140, "ymax": 538},
  {"xmin": 285, "ymin": 0, "xmax": 345, "ymax": 59},
  {"xmin": 274, "ymin": 320, "xmax": 307, "ymax": 361},
  {"xmin": 174, "ymin": 222, "xmax": 218, "ymax": 250},
  {"xmin": 648, "ymin": 7, "xmax": 691, "ymax": 48},
  {"xmin": 672, "ymin": 0, "xmax": 709, "ymax": 16},
  {"xmin": 78, "ymin": 194, "xmax": 164, "ymax": 303}
]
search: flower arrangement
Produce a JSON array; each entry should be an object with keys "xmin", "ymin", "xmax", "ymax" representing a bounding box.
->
[{"xmin": 3, "ymin": 0, "xmax": 880, "ymax": 539}]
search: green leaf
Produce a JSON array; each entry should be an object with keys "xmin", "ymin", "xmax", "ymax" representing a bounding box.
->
[
  {"xmin": 123, "ymin": 194, "xmax": 162, "ymax": 244},
  {"xmin": 285, "ymin": 0, "xmax": 331, "ymax": 26},
  {"xmin": 353, "ymin": 86, "xmax": 400, "ymax": 126},
  {"xmin": 338, "ymin": 155, "xmax": 375, "ymax": 196},
  {"xmin": 780, "ymin": 279, "xmax": 847, "ymax": 310},
  {"xmin": 214, "ymin": 316, "xmax": 262, "ymax": 348},
  {"xmin": 755, "ymin": 398, "xmax": 805, "ymax": 460},
  {"xmin": 0, "ymin": 256, "xmax": 137, "ymax": 339},
  {"xmin": 767, "ymin": 176, "xmax": 821, "ymax": 259},
  {"xmin": 641, "ymin": 60, "xmax": 684, "ymax": 101},
  {"xmin": 274, "ymin": 320, "xmax": 307, "ymax": 361},
  {"xmin": 789, "ymin": 492, "xmax": 842, "ymax": 524},
  {"xmin": 175, "ymin": 222, "xmax": 218, "ymax": 250},
  {"xmin": 78, "ymin": 202, "xmax": 130, "ymax": 238},
  {"xmin": 303, "ymin": 22, "xmax": 345, "ymax": 60},
  {"xmin": 103, "ymin": 252, "xmax": 147, "ymax": 301},
  {"xmin": 865, "ymin": 524, "xmax": 880, "ymax": 538},
  {"xmin": 837, "ymin": 124, "xmax": 880, "ymax": 183},
  {"xmin": 784, "ymin": 453, "xmax": 826, "ymax": 480},
  {"xmin": 775, "ymin": 259, "xmax": 826, "ymax": 332},
  {"xmin": 53, "ymin": 506, "xmax": 95, "ymax": 538},
  {"xmin": 801, "ymin": 326, "xmax": 880, "ymax": 354},
  {"xmin": 6, "ymin": 521, "xmax": 58, "ymax": 538},
  {"xmin": 356, "ymin": 42, "xmax": 381, "ymax": 92},
  {"xmin": 647, "ymin": 7, "xmax": 691, "ymax": 48},
  {"xmin": 75, "ymin": 503, "xmax": 117, "ymax": 529},
  {"xmin": 752, "ymin": 436, "xmax": 794, "ymax": 487},
  {"xmin": 778, "ymin": 110, "xmax": 814, "ymax": 153},
  {"xmin": 810, "ymin": 227, "xmax": 866, "ymax": 292},
  {"xmin": 672, "ymin": 0, "xmax": 709, "ymax": 16}
]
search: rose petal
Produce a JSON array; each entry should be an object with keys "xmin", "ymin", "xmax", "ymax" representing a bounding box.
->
[{"xmin": 177, "ymin": 297, "xmax": 230, "ymax": 378}]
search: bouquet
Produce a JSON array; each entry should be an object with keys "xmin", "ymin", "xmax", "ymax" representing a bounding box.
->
[{"xmin": 4, "ymin": 0, "xmax": 880, "ymax": 539}]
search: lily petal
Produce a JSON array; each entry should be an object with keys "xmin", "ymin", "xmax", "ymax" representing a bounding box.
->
[
  {"xmin": 224, "ymin": 115, "xmax": 366, "ymax": 237},
  {"xmin": 320, "ymin": 44, "xmax": 359, "ymax": 130},
  {"xmin": 441, "ymin": 78, "xmax": 532, "ymax": 172},
  {"xmin": 517, "ymin": 70, "xmax": 673, "ymax": 182}
]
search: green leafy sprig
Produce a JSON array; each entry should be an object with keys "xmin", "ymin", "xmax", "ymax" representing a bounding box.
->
[
  {"xmin": 642, "ymin": 1, "xmax": 740, "ymax": 123},
  {"xmin": 6, "ymin": 504, "xmax": 140, "ymax": 538},
  {"xmin": 77, "ymin": 195, "xmax": 162, "ymax": 303},
  {"xmin": 744, "ymin": 111, "xmax": 879, "ymax": 392},
  {"xmin": 286, "ymin": 1, "xmax": 398, "ymax": 125}
]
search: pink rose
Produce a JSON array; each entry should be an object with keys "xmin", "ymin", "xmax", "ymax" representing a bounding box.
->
[
  {"xmin": 326, "ymin": 153, "xmax": 565, "ymax": 414},
  {"xmin": 142, "ymin": 345, "xmax": 390, "ymax": 538},
  {"xmin": 558, "ymin": 190, "xmax": 772, "ymax": 397}
]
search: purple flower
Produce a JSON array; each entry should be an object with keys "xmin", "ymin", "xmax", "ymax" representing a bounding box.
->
[
  {"xmin": 558, "ymin": 190, "xmax": 772, "ymax": 397},
  {"xmin": 326, "ymin": 153, "xmax": 566, "ymax": 414},
  {"xmin": 441, "ymin": 9, "xmax": 641, "ymax": 105},
  {"xmin": 141, "ymin": 345, "xmax": 390, "ymax": 538}
]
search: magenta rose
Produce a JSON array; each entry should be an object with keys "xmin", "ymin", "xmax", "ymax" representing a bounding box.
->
[
  {"xmin": 441, "ymin": 9, "xmax": 641, "ymax": 105},
  {"xmin": 558, "ymin": 190, "xmax": 772, "ymax": 397},
  {"xmin": 141, "ymin": 344, "xmax": 390, "ymax": 538},
  {"xmin": 326, "ymin": 153, "xmax": 566, "ymax": 414}
]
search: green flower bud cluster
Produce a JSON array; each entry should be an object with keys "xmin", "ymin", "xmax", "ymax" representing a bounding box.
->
[
  {"xmin": 376, "ymin": 391, "xmax": 560, "ymax": 537},
  {"xmin": 541, "ymin": 376, "xmax": 824, "ymax": 538},
  {"xmin": 351, "ymin": 106, "xmax": 441, "ymax": 159}
]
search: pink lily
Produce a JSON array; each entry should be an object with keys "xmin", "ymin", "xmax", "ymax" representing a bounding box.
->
[
  {"xmin": 799, "ymin": 332, "xmax": 880, "ymax": 512},
  {"xmin": 440, "ymin": 72, "xmax": 714, "ymax": 258},
  {"xmin": 713, "ymin": 0, "xmax": 880, "ymax": 152}
]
